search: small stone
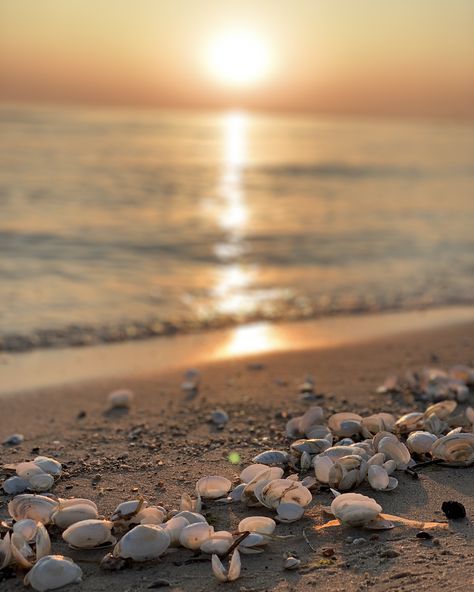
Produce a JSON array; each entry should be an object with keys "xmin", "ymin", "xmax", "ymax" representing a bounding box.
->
[
  {"xmin": 441, "ymin": 501, "xmax": 466, "ymax": 520},
  {"xmin": 147, "ymin": 580, "xmax": 171, "ymax": 588},
  {"xmin": 381, "ymin": 549, "xmax": 400, "ymax": 558},
  {"xmin": 322, "ymin": 548, "xmax": 335, "ymax": 558},
  {"xmin": 3, "ymin": 434, "xmax": 24, "ymax": 446},
  {"xmin": 416, "ymin": 531, "xmax": 433, "ymax": 540},
  {"xmin": 352, "ymin": 538, "xmax": 366, "ymax": 546}
]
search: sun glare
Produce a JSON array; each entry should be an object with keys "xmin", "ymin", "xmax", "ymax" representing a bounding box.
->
[{"xmin": 207, "ymin": 29, "xmax": 271, "ymax": 86}]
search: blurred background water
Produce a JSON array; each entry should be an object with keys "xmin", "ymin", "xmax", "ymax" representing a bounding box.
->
[{"xmin": 1, "ymin": 104, "xmax": 473, "ymax": 351}]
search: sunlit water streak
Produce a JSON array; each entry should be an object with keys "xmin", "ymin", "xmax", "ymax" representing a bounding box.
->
[{"xmin": 0, "ymin": 104, "xmax": 473, "ymax": 351}]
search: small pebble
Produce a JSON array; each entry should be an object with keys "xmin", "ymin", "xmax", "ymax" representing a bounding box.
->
[
  {"xmin": 441, "ymin": 500, "xmax": 466, "ymax": 520},
  {"xmin": 416, "ymin": 531, "xmax": 433, "ymax": 540},
  {"xmin": 3, "ymin": 434, "xmax": 24, "ymax": 446},
  {"xmin": 352, "ymin": 538, "xmax": 366, "ymax": 546}
]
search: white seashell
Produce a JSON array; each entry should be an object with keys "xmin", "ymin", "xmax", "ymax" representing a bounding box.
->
[
  {"xmin": 13, "ymin": 519, "xmax": 38, "ymax": 542},
  {"xmin": 196, "ymin": 476, "xmax": 232, "ymax": 499},
  {"xmin": 361, "ymin": 413, "xmax": 395, "ymax": 437},
  {"xmin": 179, "ymin": 523, "xmax": 214, "ymax": 550},
  {"xmin": 367, "ymin": 465, "xmax": 389, "ymax": 490},
  {"xmin": 33, "ymin": 457, "xmax": 62, "ymax": 476},
  {"xmin": 0, "ymin": 533, "xmax": 12, "ymax": 570},
  {"xmin": 367, "ymin": 453, "xmax": 385, "ymax": 467},
  {"xmin": 211, "ymin": 549, "xmax": 241, "ymax": 582},
  {"xmin": 11, "ymin": 531, "xmax": 34, "ymax": 568},
  {"xmin": 200, "ymin": 531, "xmax": 233, "ymax": 555},
  {"xmin": 27, "ymin": 473, "xmax": 55, "ymax": 493},
  {"xmin": 276, "ymin": 502, "xmax": 305, "ymax": 522},
  {"xmin": 3, "ymin": 476, "xmax": 28, "ymax": 495},
  {"xmin": 431, "ymin": 433, "xmax": 474, "ymax": 466},
  {"xmin": 8, "ymin": 494, "xmax": 58, "ymax": 524},
  {"xmin": 299, "ymin": 406, "xmax": 325, "ymax": 435},
  {"xmin": 238, "ymin": 532, "xmax": 267, "ymax": 554},
  {"xmin": 320, "ymin": 445, "xmax": 367, "ymax": 460},
  {"xmin": 331, "ymin": 492, "xmax": 382, "ymax": 527},
  {"xmin": 284, "ymin": 556, "xmax": 301, "ymax": 570},
  {"xmin": 406, "ymin": 431, "xmax": 438, "ymax": 454},
  {"xmin": 424, "ymin": 399, "xmax": 457, "ymax": 419},
  {"xmin": 52, "ymin": 503, "xmax": 99, "ymax": 530},
  {"xmin": 305, "ymin": 425, "xmax": 333, "ymax": 443},
  {"xmin": 328, "ymin": 413, "xmax": 362, "ymax": 437},
  {"xmin": 162, "ymin": 516, "xmax": 190, "ymax": 546},
  {"xmin": 373, "ymin": 431, "xmax": 398, "ymax": 450},
  {"xmin": 35, "ymin": 523, "xmax": 51, "ymax": 560},
  {"xmin": 395, "ymin": 412, "xmax": 424, "ymax": 433},
  {"xmin": 107, "ymin": 388, "xmax": 134, "ymax": 408},
  {"xmin": 240, "ymin": 469, "xmax": 274, "ymax": 507},
  {"xmin": 173, "ymin": 511, "xmax": 207, "ymax": 525},
  {"xmin": 383, "ymin": 459, "xmax": 397, "ymax": 474},
  {"xmin": 240, "ymin": 464, "xmax": 281, "ymax": 484},
  {"xmin": 466, "ymin": 406, "xmax": 474, "ymax": 424},
  {"xmin": 258, "ymin": 479, "xmax": 312, "ymax": 509},
  {"xmin": 377, "ymin": 437, "xmax": 411, "ymax": 469},
  {"xmin": 180, "ymin": 492, "xmax": 201, "ymax": 513},
  {"xmin": 314, "ymin": 455, "xmax": 334, "ymax": 484},
  {"xmin": 423, "ymin": 413, "xmax": 447, "ymax": 436},
  {"xmin": 3, "ymin": 433, "xmax": 24, "ymax": 446},
  {"xmin": 63, "ymin": 519, "xmax": 115, "ymax": 549},
  {"xmin": 238, "ymin": 516, "xmax": 275, "ymax": 536},
  {"xmin": 24, "ymin": 555, "xmax": 82, "ymax": 591},
  {"xmin": 113, "ymin": 524, "xmax": 170, "ymax": 561},
  {"xmin": 133, "ymin": 506, "xmax": 166, "ymax": 525},
  {"xmin": 111, "ymin": 499, "xmax": 147, "ymax": 522},
  {"xmin": 300, "ymin": 451, "xmax": 312, "ymax": 470},
  {"xmin": 252, "ymin": 450, "xmax": 289, "ymax": 466},
  {"xmin": 290, "ymin": 439, "xmax": 331, "ymax": 456}
]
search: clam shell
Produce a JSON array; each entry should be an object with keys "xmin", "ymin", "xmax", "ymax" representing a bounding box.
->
[
  {"xmin": 290, "ymin": 439, "xmax": 331, "ymax": 456},
  {"xmin": 394, "ymin": 412, "xmax": 423, "ymax": 433},
  {"xmin": 52, "ymin": 503, "xmax": 99, "ymax": 530},
  {"xmin": 377, "ymin": 437, "xmax": 411, "ymax": 469},
  {"xmin": 328, "ymin": 413, "xmax": 362, "ymax": 437},
  {"xmin": 8, "ymin": 494, "xmax": 58, "ymax": 524},
  {"xmin": 240, "ymin": 464, "xmax": 282, "ymax": 484},
  {"xmin": 133, "ymin": 506, "xmax": 166, "ymax": 525},
  {"xmin": 257, "ymin": 479, "xmax": 312, "ymax": 509},
  {"xmin": 299, "ymin": 406, "xmax": 325, "ymax": 435},
  {"xmin": 367, "ymin": 465, "xmax": 389, "ymax": 491},
  {"xmin": 13, "ymin": 519, "xmax": 38, "ymax": 542},
  {"xmin": 114, "ymin": 524, "xmax": 170, "ymax": 561},
  {"xmin": 162, "ymin": 516, "xmax": 190, "ymax": 546},
  {"xmin": 284, "ymin": 556, "xmax": 301, "ymax": 570},
  {"xmin": 3, "ymin": 476, "xmax": 28, "ymax": 495},
  {"xmin": 406, "ymin": 431, "xmax": 438, "ymax": 454},
  {"xmin": 211, "ymin": 549, "xmax": 241, "ymax": 582},
  {"xmin": 238, "ymin": 532, "xmax": 267, "ymax": 553},
  {"xmin": 33, "ymin": 457, "xmax": 62, "ymax": 477},
  {"xmin": 24, "ymin": 555, "xmax": 82, "ymax": 591},
  {"xmin": 276, "ymin": 502, "xmax": 305, "ymax": 522},
  {"xmin": 424, "ymin": 400, "xmax": 457, "ymax": 419},
  {"xmin": 111, "ymin": 499, "xmax": 147, "ymax": 522},
  {"xmin": 238, "ymin": 516, "xmax": 275, "ymax": 535},
  {"xmin": 0, "ymin": 533, "xmax": 12, "ymax": 570},
  {"xmin": 331, "ymin": 492, "xmax": 382, "ymax": 527},
  {"xmin": 200, "ymin": 531, "xmax": 233, "ymax": 555},
  {"xmin": 179, "ymin": 523, "xmax": 214, "ymax": 550},
  {"xmin": 361, "ymin": 413, "xmax": 395, "ymax": 437},
  {"xmin": 252, "ymin": 450, "xmax": 289, "ymax": 466},
  {"xmin": 35, "ymin": 523, "xmax": 52, "ymax": 560},
  {"xmin": 431, "ymin": 433, "xmax": 474, "ymax": 466},
  {"xmin": 196, "ymin": 476, "xmax": 232, "ymax": 499},
  {"xmin": 314, "ymin": 455, "xmax": 334, "ymax": 484},
  {"xmin": 173, "ymin": 511, "xmax": 207, "ymax": 525},
  {"xmin": 62, "ymin": 519, "xmax": 115, "ymax": 549}
]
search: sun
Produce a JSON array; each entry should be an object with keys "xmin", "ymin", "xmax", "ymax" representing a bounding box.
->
[{"xmin": 207, "ymin": 29, "xmax": 271, "ymax": 86}]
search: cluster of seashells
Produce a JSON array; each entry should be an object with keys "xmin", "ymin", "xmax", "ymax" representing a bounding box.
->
[
  {"xmin": 378, "ymin": 364, "xmax": 474, "ymax": 403},
  {"xmin": 1, "ymin": 375, "xmax": 473, "ymax": 590}
]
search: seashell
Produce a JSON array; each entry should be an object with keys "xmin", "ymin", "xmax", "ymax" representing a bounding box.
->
[
  {"xmin": 180, "ymin": 492, "xmax": 201, "ymax": 513},
  {"xmin": 367, "ymin": 453, "xmax": 385, "ymax": 467},
  {"xmin": 107, "ymin": 388, "xmax": 134, "ymax": 408},
  {"xmin": 276, "ymin": 502, "xmax": 305, "ymax": 523},
  {"xmin": 52, "ymin": 502, "xmax": 99, "ymax": 530},
  {"xmin": 11, "ymin": 531, "xmax": 34, "ymax": 568},
  {"xmin": 361, "ymin": 413, "xmax": 395, "ymax": 437},
  {"xmin": 113, "ymin": 524, "xmax": 170, "ymax": 561},
  {"xmin": 377, "ymin": 437, "xmax": 411, "ymax": 469},
  {"xmin": 383, "ymin": 459, "xmax": 397, "ymax": 474},
  {"xmin": 423, "ymin": 413, "xmax": 447, "ymax": 436},
  {"xmin": 240, "ymin": 464, "xmax": 278, "ymax": 484},
  {"xmin": 449, "ymin": 364, "xmax": 474, "ymax": 384},
  {"xmin": 3, "ymin": 433, "xmax": 24, "ymax": 446},
  {"xmin": 33, "ymin": 457, "xmax": 62, "ymax": 477},
  {"xmin": 24, "ymin": 555, "xmax": 82, "ymax": 591},
  {"xmin": 305, "ymin": 425, "xmax": 333, "ymax": 443},
  {"xmin": 252, "ymin": 450, "xmax": 289, "ymax": 466},
  {"xmin": 290, "ymin": 439, "xmax": 331, "ymax": 456},
  {"xmin": 406, "ymin": 431, "xmax": 438, "ymax": 454},
  {"xmin": 8, "ymin": 494, "xmax": 58, "ymax": 524},
  {"xmin": 0, "ymin": 533, "xmax": 12, "ymax": 570},
  {"xmin": 338, "ymin": 438, "xmax": 354, "ymax": 446},
  {"xmin": 211, "ymin": 549, "xmax": 241, "ymax": 582},
  {"xmin": 62, "ymin": 519, "xmax": 115, "ymax": 549},
  {"xmin": 299, "ymin": 406, "xmax": 325, "ymax": 435},
  {"xmin": 211, "ymin": 409, "xmax": 229, "ymax": 427},
  {"xmin": 466, "ymin": 407, "xmax": 474, "ymax": 425},
  {"xmin": 424, "ymin": 400, "xmax": 457, "ymax": 420},
  {"xmin": 431, "ymin": 433, "xmax": 474, "ymax": 466},
  {"xmin": 238, "ymin": 516, "xmax": 275, "ymax": 536},
  {"xmin": 331, "ymin": 492, "xmax": 382, "ymax": 527},
  {"xmin": 173, "ymin": 511, "xmax": 207, "ymax": 525},
  {"xmin": 196, "ymin": 476, "xmax": 232, "ymax": 499},
  {"xmin": 300, "ymin": 475, "xmax": 318, "ymax": 490},
  {"xmin": 35, "ymin": 523, "xmax": 51, "ymax": 560},
  {"xmin": 162, "ymin": 516, "xmax": 190, "ymax": 546},
  {"xmin": 452, "ymin": 383, "xmax": 469, "ymax": 403},
  {"xmin": 238, "ymin": 532, "xmax": 267, "ymax": 554},
  {"xmin": 367, "ymin": 465, "xmax": 390, "ymax": 490},
  {"xmin": 3, "ymin": 476, "xmax": 28, "ymax": 495},
  {"xmin": 257, "ymin": 479, "xmax": 312, "ymax": 509},
  {"xmin": 15, "ymin": 462, "xmax": 54, "ymax": 493},
  {"xmin": 300, "ymin": 451, "xmax": 312, "ymax": 470},
  {"xmin": 133, "ymin": 506, "xmax": 166, "ymax": 525},
  {"xmin": 373, "ymin": 431, "xmax": 398, "ymax": 449},
  {"xmin": 328, "ymin": 413, "xmax": 362, "ymax": 437},
  {"xmin": 284, "ymin": 556, "xmax": 301, "ymax": 570},
  {"xmin": 321, "ymin": 445, "xmax": 367, "ymax": 460},
  {"xmin": 200, "ymin": 531, "xmax": 233, "ymax": 555},
  {"xmin": 240, "ymin": 469, "xmax": 274, "ymax": 507},
  {"xmin": 13, "ymin": 519, "xmax": 38, "ymax": 542},
  {"xmin": 111, "ymin": 499, "xmax": 147, "ymax": 522},
  {"xmin": 446, "ymin": 427, "xmax": 463, "ymax": 436},
  {"xmin": 394, "ymin": 412, "xmax": 424, "ymax": 433},
  {"xmin": 314, "ymin": 455, "xmax": 334, "ymax": 484},
  {"xmin": 179, "ymin": 523, "xmax": 214, "ymax": 550}
]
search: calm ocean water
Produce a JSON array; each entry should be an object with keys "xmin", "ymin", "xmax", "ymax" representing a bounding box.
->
[{"xmin": 1, "ymin": 105, "xmax": 473, "ymax": 351}]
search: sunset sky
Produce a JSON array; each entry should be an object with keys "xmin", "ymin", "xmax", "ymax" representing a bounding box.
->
[{"xmin": 1, "ymin": 0, "xmax": 474, "ymax": 117}]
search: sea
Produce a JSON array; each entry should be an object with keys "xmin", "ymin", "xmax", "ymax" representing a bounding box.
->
[{"xmin": 1, "ymin": 104, "xmax": 473, "ymax": 351}]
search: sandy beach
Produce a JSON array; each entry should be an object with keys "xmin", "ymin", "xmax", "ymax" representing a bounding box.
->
[{"xmin": 1, "ymin": 312, "xmax": 473, "ymax": 591}]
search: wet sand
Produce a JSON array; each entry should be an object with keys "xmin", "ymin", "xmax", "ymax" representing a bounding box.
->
[{"xmin": 1, "ymin": 316, "xmax": 473, "ymax": 591}]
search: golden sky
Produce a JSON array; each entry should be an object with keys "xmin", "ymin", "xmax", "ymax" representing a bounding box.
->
[{"xmin": 1, "ymin": 0, "xmax": 473, "ymax": 117}]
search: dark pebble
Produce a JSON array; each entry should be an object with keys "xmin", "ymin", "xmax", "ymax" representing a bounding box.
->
[
  {"xmin": 416, "ymin": 531, "xmax": 433, "ymax": 540},
  {"xmin": 148, "ymin": 580, "xmax": 171, "ymax": 588},
  {"xmin": 441, "ymin": 500, "xmax": 466, "ymax": 520}
]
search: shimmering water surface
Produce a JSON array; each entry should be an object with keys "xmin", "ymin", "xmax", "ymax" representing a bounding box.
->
[{"xmin": 1, "ymin": 105, "xmax": 473, "ymax": 350}]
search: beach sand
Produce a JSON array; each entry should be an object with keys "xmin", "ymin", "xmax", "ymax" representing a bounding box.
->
[{"xmin": 1, "ymin": 317, "xmax": 473, "ymax": 591}]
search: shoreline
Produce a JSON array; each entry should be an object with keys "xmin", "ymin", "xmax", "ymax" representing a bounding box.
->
[
  {"xmin": 0, "ymin": 312, "xmax": 473, "ymax": 590},
  {"xmin": 2, "ymin": 305, "xmax": 474, "ymax": 396}
]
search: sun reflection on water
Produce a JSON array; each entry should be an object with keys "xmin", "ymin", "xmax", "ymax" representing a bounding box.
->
[{"xmin": 219, "ymin": 322, "xmax": 286, "ymax": 357}]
